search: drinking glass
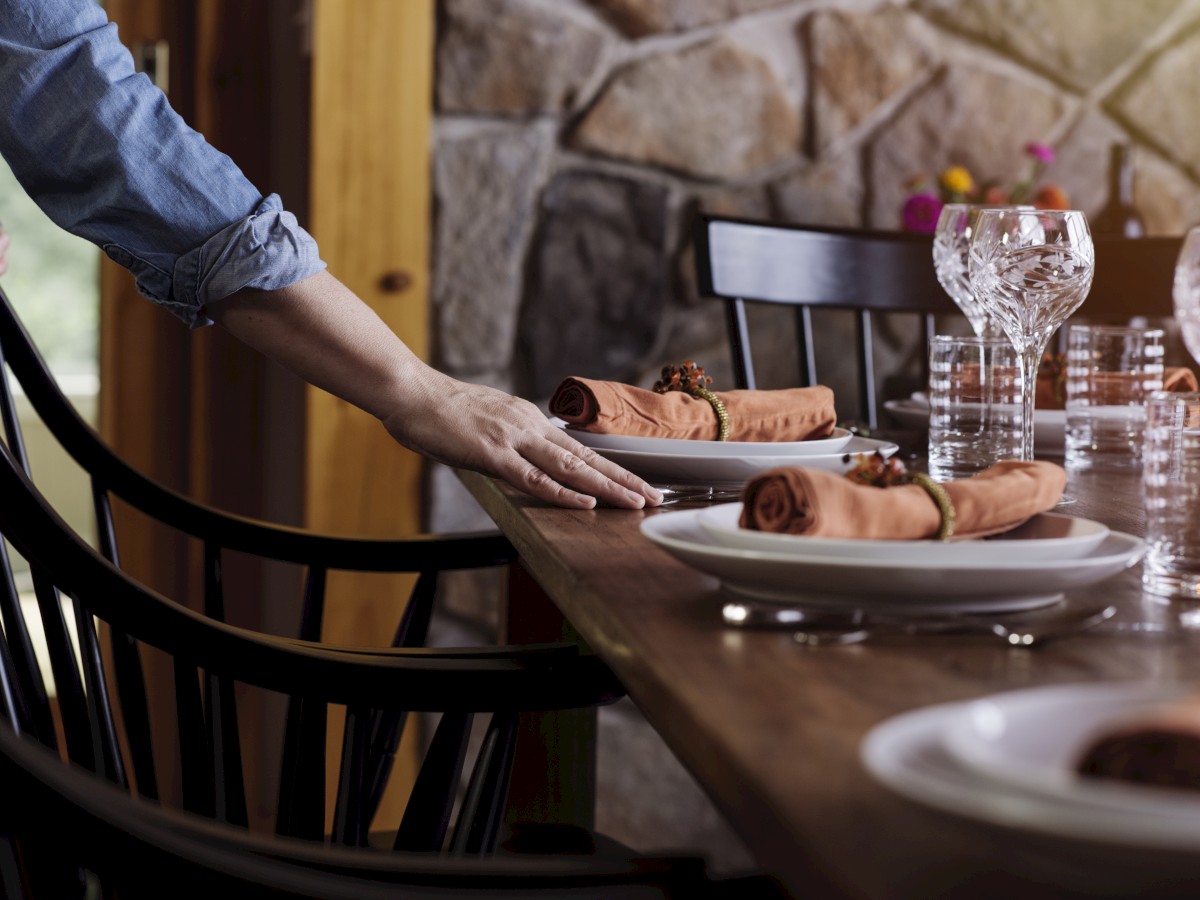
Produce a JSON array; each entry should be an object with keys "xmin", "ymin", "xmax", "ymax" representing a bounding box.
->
[
  {"xmin": 968, "ymin": 209, "xmax": 1095, "ymax": 461},
  {"xmin": 932, "ymin": 204, "xmax": 1029, "ymax": 339}
]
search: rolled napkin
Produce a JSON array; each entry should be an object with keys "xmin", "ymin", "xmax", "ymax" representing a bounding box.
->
[
  {"xmin": 739, "ymin": 459, "xmax": 1066, "ymax": 541},
  {"xmin": 550, "ymin": 377, "xmax": 837, "ymax": 443},
  {"xmin": 1077, "ymin": 697, "xmax": 1200, "ymax": 791}
]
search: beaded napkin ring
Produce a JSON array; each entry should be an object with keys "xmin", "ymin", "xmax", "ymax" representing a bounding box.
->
[
  {"xmin": 653, "ymin": 361, "xmax": 729, "ymax": 441},
  {"xmin": 845, "ymin": 452, "xmax": 956, "ymax": 541}
]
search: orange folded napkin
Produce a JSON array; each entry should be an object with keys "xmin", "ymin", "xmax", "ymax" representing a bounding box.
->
[
  {"xmin": 739, "ymin": 460, "xmax": 1066, "ymax": 541},
  {"xmin": 550, "ymin": 377, "xmax": 837, "ymax": 442},
  {"xmin": 1077, "ymin": 696, "xmax": 1200, "ymax": 791}
]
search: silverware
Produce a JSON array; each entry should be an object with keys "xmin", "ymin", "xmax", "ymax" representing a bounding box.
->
[
  {"xmin": 720, "ymin": 600, "xmax": 1117, "ymax": 648},
  {"xmin": 655, "ymin": 484, "xmax": 743, "ymax": 505}
]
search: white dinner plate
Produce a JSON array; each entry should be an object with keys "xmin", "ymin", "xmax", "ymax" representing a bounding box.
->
[
  {"xmin": 862, "ymin": 690, "xmax": 1200, "ymax": 854},
  {"xmin": 572, "ymin": 436, "xmax": 898, "ymax": 487},
  {"xmin": 941, "ymin": 683, "xmax": 1200, "ymax": 817},
  {"xmin": 555, "ymin": 420, "xmax": 855, "ymax": 458},
  {"xmin": 639, "ymin": 507, "xmax": 1144, "ymax": 614},
  {"xmin": 884, "ymin": 395, "xmax": 1066, "ymax": 457},
  {"xmin": 695, "ymin": 506, "xmax": 1109, "ymax": 564}
]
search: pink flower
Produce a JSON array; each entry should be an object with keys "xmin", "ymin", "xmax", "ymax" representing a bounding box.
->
[
  {"xmin": 901, "ymin": 192, "xmax": 943, "ymax": 233},
  {"xmin": 1025, "ymin": 142, "xmax": 1055, "ymax": 165}
]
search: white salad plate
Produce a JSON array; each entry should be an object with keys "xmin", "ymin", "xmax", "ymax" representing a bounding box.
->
[
  {"xmin": 695, "ymin": 506, "xmax": 1110, "ymax": 564},
  {"xmin": 639, "ymin": 508, "xmax": 1144, "ymax": 614},
  {"xmin": 566, "ymin": 436, "xmax": 898, "ymax": 487},
  {"xmin": 555, "ymin": 420, "xmax": 854, "ymax": 458},
  {"xmin": 883, "ymin": 394, "xmax": 1066, "ymax": 457},
  {"xmin": 862, "ymin": 684, "xmax": 1200, "ymax": 854},
  {"xmin": 941, "ymin": 682, "xmax": 1200, "ymax": 818}
]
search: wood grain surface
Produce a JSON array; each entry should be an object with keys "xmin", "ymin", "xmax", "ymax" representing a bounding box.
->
[{"xmin": 459, "ymin": 464, "xmax": 1200, "ymax": 899}]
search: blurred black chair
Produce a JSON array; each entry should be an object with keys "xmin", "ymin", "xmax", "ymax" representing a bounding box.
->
[
  {"xmin": 694, "ymin": 216, "xmax": 1189, "ymax": 417},
  {"xmin": 0, "ymin": 464, "xmax": 784, "ymax": 897},
  {"xmin": 1082, "ymin": 234, "xmax": 1182, "ymax": 321},
  {"xmin": 694, "ymin": 214, "xmax": 956, "ymax": 429}
]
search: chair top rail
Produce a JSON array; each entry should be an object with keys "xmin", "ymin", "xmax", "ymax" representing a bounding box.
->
[
  {"xmin": 0, "ymin": 441, "xmax": 622, "ymax": 711},
  {"xmin": 694, "ymin": 213, "xmax": 955, "ymax": 313},
  {"xmin": 0, "ymin": 288, "xmax": 513, "ymax": 571}
]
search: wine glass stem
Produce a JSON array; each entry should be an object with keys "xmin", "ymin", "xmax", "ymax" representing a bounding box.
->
[{"xmin": 1018, "ymin": 343, "xmax": 1042, "ymax": 462}]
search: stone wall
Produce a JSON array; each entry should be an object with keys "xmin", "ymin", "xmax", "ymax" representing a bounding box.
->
[
  {"xmin": 430, "ymin": 0, "xmax": 1200, "ymax": 530},
  {"xmin": 426, "ymin": 0, "xmax": 1200, "ymax": 869}
]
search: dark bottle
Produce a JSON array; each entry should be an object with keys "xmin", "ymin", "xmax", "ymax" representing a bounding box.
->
[{"xmin": 1092, "ymin": 143, "xmax": 1145, "ymax": 238}]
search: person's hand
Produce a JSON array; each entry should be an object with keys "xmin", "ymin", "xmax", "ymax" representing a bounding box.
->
[
  {"xmin": 383, "ymin": 369, "xmax": 662, "ymax": 510},
  {"xmin": 0, "ymin": 224, "xmax": 9, "ymax": 276},
  {"xmin": 210, "ymin": 273, "xmax": 661, "ymax": 510}
]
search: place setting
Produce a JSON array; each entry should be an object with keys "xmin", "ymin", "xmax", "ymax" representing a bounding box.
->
[
  {"xmin": 860, "ymin": 680, "xmax": 1200, "ymax": 889},
  {"xmin": 548, "ymin": 361, "xmax": 899, "ymax": 497}
]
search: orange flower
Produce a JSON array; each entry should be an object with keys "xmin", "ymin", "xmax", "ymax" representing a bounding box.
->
[
  {"xmin": 982, "ymin": 185, "xmax": 1009, "ymax": 204},
  {"xmin": 1032, "ymin": 183, "xmax": 1070, "ymax": 210}
]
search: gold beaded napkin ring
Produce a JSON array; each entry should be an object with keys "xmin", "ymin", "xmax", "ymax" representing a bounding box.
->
[
  {"xmin": 845, "ymin": 452, "xmax": 956, "ymax": 541},
  {"xmin": 653, "ymin": 361, "xmax": 729, "ymax": 441}
]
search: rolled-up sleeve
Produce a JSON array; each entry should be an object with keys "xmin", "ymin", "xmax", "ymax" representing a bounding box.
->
[{"xmin": 0, "ymin": 0, "xmax": 325, "ymax": 327}]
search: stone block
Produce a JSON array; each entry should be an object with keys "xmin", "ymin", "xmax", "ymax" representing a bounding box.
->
[
  {"xmin": 1108, "ymin": 26, "xmax": 1200, "ymax": 181},
  {"xmin": 437, "ymin": 0, "xmax": 608, "ymax": 114},
  {"xmin": 771, "ymin": 153, "xmax": 865, "ymax": 227},
  {"xmin": 433, "ymin": 123, "xmax": 553, "ymax": 373},
  {"xmin": 808, "ymin": 6, "xmax": 936, "ymax": 151},
  {"xmin": 519, "ymin": 170, "xmax": 670, "ymax": 397},
  {"xmin": 586, "ymin": 0, "xmax": 795, "ymax": 38},
  {"xmin": 914, "ymin": 0, "xmax": 1181, "ymax": 92},
  {"xmin": 570, "ymin": 39, "xmax": 802, "ymax": 180}
]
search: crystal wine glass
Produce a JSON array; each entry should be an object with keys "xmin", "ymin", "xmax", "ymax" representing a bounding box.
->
[
  {"xmin": 968, "ymin": 208, "xmax": 1095, "ymax": 461},
  {"xmin": 933, "ymin": 203, "xmax": 1030, "ymax": 338},
  {"xmin": 1174, "ymin": 226, "xmax": 1200, "ymax": 364}
]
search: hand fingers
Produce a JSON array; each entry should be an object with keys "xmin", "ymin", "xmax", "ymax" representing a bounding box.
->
[
  {"xmin": 515, "ymin": 432, "xmax": 655, "ymax": 510},
  {"xmin": 543, "ymin": 426, "xmax": 662, "ymax": 505}
]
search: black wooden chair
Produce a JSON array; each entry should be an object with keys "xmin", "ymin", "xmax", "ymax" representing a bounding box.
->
[
  {"xmin": 0, "ymin": 284, "xmax": 545, "ymax": 845},
  {"xmin": 693, "ymin": 213, "xmax": 957, "ymax": 429},
  {"xmin": 0, "ymin": 444, "xmax": 786, "ymax": 898},
  {"xmin": 694, "ymin": 214, "xmax": 1186, "ymax": 426}
]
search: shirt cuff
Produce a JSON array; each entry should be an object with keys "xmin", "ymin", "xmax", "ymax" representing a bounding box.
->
[{"xmin": 168, "ymin": 194, "xmax": 326, "ymax": 328}]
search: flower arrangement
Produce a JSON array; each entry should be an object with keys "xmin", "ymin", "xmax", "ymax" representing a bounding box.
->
[{"xmin": 900, "ymin": 143, "xmax": 1070, "ymax": 233}]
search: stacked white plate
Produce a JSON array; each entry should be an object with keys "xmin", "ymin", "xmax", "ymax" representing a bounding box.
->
[
  {"xmin": 553, "ymin": 419, "xmax": 898, "ymax": 486},
  {"xmin": 640, "ymin": 505, "xmax": 1144, "ymax": 614},
  {"xmin": 863, "ymin": 682, "xmax": 1200, "ymax": 860}
]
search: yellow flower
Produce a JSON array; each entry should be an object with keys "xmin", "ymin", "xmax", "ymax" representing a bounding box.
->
[{"xmin": 939, "ymin": 165, "xmax": 974, "ymax": 196}]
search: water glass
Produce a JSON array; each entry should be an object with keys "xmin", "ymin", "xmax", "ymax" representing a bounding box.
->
[
  {"xmin": 927, "ymin": 336, "xmax": 1022, "ymax": 481},
  {"xmin": 1064, "ymin": 325, "xmax": 1164, "ymax": 471},
  {"xmin": 1143, "ymin": 391, "xmax": 1200, "ymax": 599}
]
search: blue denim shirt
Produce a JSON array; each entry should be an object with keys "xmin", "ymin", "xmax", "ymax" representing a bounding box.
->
[{"xmin": 0, "ymin": 0, "xmax": 325, "ymax": 327}]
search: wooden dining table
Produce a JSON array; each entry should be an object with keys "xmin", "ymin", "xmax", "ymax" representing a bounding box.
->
[{"xmin": 458, "ymin": 459, "xmax": 1200, "ymax": 899}]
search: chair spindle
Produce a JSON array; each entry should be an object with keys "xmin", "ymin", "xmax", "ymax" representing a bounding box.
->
[
  {"xmin": 451, "ymin": 710, "xmax": 519, "ymax": 856},
  {"xmin": 394, "ymin": 710, "xmax": 473, "ymax": 852}
]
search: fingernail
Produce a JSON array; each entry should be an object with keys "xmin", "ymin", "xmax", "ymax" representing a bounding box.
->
[
  {"xmin": 626, "ymin": 490, "xmax": 646, "ymax": 507},
  {"xmin": 643, "ymin": 485, "xmax": 663, "ymax": 504}
]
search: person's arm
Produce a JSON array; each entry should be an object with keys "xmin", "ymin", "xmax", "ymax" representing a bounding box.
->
[
  {"xmin": 0, "ymin": 0, "xmax": 659, "ymax": 509},
  {"xmin": 208, "ymin": 272, "xmax": 661, "ymax": 510}
]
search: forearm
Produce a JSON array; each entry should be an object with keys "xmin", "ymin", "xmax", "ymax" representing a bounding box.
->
[
  {"xmin": 207, "ymin": 272, "xmax": 660, "ymax": 509},
  {"xmin": 207, "ymin": 271, "xmax": 429, "ymax": 423}
]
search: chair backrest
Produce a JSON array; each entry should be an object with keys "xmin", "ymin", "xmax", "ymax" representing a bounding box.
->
[
  {"xmin": 0, "ymin": 430, "xmax": 633, "ymax": 856},
  {"xmin": 694, "ymin": 214, "xmax": 957, "ymax": 429},
  {"xmin": 0, "ymin": 285, "xmax": 523, "ymax": 843}
]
